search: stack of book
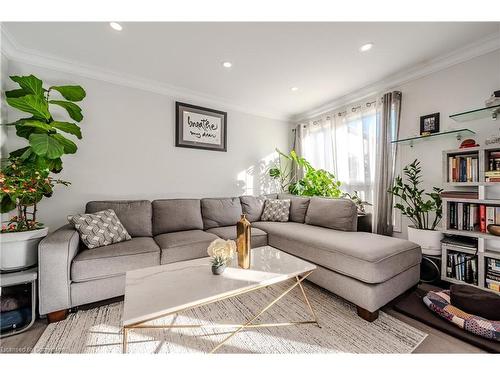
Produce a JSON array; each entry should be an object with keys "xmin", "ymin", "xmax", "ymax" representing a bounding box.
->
[
  {"xmin": 485, "ymin": 170, "xmax": 500, "ymax": 182},
  {"xmin": 486, "ymin": 258, "xmax": 500, "ymax": 292},
  {"xmin": 446, "ymin": 251, "xmax": 478, "ymax": 285},
  {"xmin": 448, "ymin": 202, "xmax": 500, "ymax": 233},
  {"xmin": 448, "ymin": 154, "xmax": 479, "ymax": 182}
]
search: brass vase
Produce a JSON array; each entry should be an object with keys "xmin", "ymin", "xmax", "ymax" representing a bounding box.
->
[{"xmin": 237, "ymin": 214, "xmax": 251, "ymax": 269}]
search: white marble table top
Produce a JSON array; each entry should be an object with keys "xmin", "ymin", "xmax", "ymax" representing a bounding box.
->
[{"xmin": 122, "ymin": 246, "xmax": 315, "ymax": 326}]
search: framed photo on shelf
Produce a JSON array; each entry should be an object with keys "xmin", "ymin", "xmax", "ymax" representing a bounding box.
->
[
  {"xmin": 175, "ymin": 102, "xmax": 227, "ymax": 152},
  {"xmin": 420, "ymin": 112, "xmax": 440, "ymax": 135}
]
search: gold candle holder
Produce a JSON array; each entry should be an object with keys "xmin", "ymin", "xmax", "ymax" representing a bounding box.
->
[{"xmin": 236, "ymin": 214, "xmax": 251, "ymax": 269}]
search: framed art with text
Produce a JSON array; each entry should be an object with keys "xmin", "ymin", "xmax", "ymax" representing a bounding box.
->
[
  {"xmin": 175, "ymin": 102, "xmax": 227, "ymax": 152},
  {"xmin": 420, "ymin": 112, "xmax": 440, "ymax": 135}
]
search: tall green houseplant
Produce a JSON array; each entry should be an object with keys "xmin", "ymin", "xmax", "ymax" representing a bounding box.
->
[
  {"xmin": 1, "ymin": 74, "xmax": 86, "ymax": 231},
  {"xmin": 389, "ymin": 159, "xmax": 443, "ymax": 230}
]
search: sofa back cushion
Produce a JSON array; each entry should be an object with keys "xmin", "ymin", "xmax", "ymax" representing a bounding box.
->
[
  {"xmin": 240, "ymin": 195, "xmax": 265, "ymax": 222},
  {"xmin": 305, "ymin": 197, "xmax": 357, "ymax": 231},
  {"xmin": 152, "ymin": 199, "xmax": 203, "ymax": 235},
  {"xmin": 278, "ymin": 193, "xmax": 310, "ymax": 223},
  {"xmin": 86, "ymin": 200, "xmax": 152, "ymax": 237},
  {"xmin": 201, "ymin": 197, "xmax": 242, "ymax": 229}
]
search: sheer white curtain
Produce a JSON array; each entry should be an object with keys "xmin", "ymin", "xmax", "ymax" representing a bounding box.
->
[{"xmin": 300, "ymin": 100, "xmax": 377, "ymax": 204}]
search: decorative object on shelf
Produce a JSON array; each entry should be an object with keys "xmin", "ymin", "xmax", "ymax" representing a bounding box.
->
[
  {"xmin": 485, "ymin": 89, "xmax": 500, "ymax": 108},
  {"xmin": 389, "ymin": 159, "xmax": 443, "ymax": 255},
  {"xmin": 175, "ymin": 102, "xmax": 227, "ymax": 152},
  {"xmin": 236, "ymin": 214, "xmax": 251, "ymax": 269},
  {"xmin": 487, "ymin": 224, "xmax": 500, "ymax": 237},
  {"xmin": 420, "ymin": 112, "xmax": 440, "ymax": 135},
  {"xmin": 207, "ymin": 239, "xmax": 236, "ymax": 275},
  {"xmin": 0, "ymin": 75, "xmax": 86, "ymax": 272},
  {"xmin": 459, "ymin": 139, "xmax": 479, "ymax": 149}
]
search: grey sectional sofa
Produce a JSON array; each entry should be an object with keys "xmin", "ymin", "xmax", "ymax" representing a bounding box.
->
[{"xmin": 38, "ymin": 194, "xmax": 421, "ymax": 323}]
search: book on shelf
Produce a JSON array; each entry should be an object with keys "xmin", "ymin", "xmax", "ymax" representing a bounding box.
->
[
  {"xmin": 448, "ymin": 202, "xmax": 479, "ymax": 231},
  {"xmin": 486, "ymin": 280, "xmax": 500, "ymax": 292},
  {"xmin": 441, "ymin": 235, "xmax": 477, "ymax": 249},
  {"xmin": 441, "ymin": 191, "xmax": 478, "ymax": 199},
  {"xmin": 487, "ymin": 257, "xmax": 500, "ymax": 272},
  {"xmin": 448, "ymin": 155, "xmax": 478, "ymax": 182},
  {"xmin": 446, "ymin": 251, "xmax": 478, "ymax": 285}
]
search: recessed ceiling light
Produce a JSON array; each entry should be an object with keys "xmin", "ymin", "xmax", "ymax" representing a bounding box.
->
[
  {"xmin": 291, "ymin": 87, "xmax": 299, "ymax": 92},
  {"xmin": 222, "ymin": 61, "xmax": 232, "ymax": 68},
  {"xmin": 109, "ymin": 22, "xmax": 123, "ymax": 31},
  {"xmin": 359, "ymin": 42, "xmax": 374, "ymax": 52}
]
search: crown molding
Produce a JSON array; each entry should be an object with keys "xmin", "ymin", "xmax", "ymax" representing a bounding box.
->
[
  {"xmin": 0, "ymin": 26, "xmax": 290, "ymax": 122},
  {"xmin": 294, "ymin": 31, "xmax": 500, "ymax": 122}
]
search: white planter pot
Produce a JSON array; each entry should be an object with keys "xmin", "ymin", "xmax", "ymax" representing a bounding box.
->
[
  {"xmin": 407, "ymin": 225, "xmax": 443, "ymax": 256},
  {"xmin": 0, "ymin": 227, "xmax": 48, "ymax": 272}
]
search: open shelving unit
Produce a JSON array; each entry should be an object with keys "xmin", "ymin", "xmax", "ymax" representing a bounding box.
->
[
  {"xmin": 441, "ymin": 145, "xmax": 500, "ymax": 295},
  {"xmin": 392, "ymin": 128, "xmax": 475, "ymax": 147}
]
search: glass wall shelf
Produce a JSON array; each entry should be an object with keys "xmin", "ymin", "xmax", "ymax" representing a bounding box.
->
[
  {"xmin": 450, "ymin": 104, "xmax": 500, "ymax": 122},
  {"xmin": 391, "ymin": 128, "xmax": 476, "ymax": 147}
]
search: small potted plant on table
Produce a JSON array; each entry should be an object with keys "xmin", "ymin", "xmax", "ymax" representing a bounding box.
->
[
  {"xmin": 207, "ymin": 239, "xmax": 236, "ymax": 275},
  {"xmin": 389, "ymin": 159, "xmax": 443, "ymax": 255},
  {"xmin": 1, "ymin": 75, "xmax": 86, "ymax": 272}
]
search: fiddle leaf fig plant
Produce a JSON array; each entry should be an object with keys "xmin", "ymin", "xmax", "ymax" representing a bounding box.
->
[
  {"xmin": 389, "ymin": 159, "xmax": 443, "ymax": 230},
  {"xmin": 1, "ymin": 74, "xmax": 86, "ymax": 232}
]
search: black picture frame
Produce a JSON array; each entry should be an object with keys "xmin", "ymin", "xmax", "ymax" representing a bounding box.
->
[
  {"xmin": 420, "ymin": 112, "xmax": 440, "ymax": 135},
  {"xmin": 175, "ymin": 102, "xmax": 227, "ymax": 152}
]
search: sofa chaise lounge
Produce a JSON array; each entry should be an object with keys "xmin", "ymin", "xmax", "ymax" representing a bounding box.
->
[{"xmin": 38, "ymin": 194, "xmax": 421, "ymax": 323}]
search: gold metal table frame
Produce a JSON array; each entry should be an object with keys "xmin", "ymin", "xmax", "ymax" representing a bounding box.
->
[{"xmin": 122, "ymin": 270, "xmax": 319, "ymax": 353}]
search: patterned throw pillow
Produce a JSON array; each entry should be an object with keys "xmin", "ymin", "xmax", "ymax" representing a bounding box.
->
[
  {"xmin": 68, "ymin": 209, "xmax": 131, "ymax": 249},
  {"xmin": 260, "ymin": 199, "xmax": 290, "ymax": 222}
]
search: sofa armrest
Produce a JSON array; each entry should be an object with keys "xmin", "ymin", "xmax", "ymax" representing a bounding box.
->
[{"xmin": 38, "ymin": 224, "xmax": 80, "ymax": 315}]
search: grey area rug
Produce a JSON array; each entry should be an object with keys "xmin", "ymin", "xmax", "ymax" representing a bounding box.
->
[{"xmin": 33, "ymin": 282, "xmax": 426, "ymax": 353}]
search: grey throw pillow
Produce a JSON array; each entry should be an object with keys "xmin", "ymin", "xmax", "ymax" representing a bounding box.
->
[
  {"xmin": 68, "ymin": 209, "xmax": 131, "ymax": 249},
  {"xmin": 261, "ymin": 199, "xmax": 290, "ymax": 222}
]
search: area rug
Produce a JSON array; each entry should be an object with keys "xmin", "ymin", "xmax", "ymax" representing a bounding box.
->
[{"xmin": 33, "ymin": 282, "xmax": 426, "ymax": 353}]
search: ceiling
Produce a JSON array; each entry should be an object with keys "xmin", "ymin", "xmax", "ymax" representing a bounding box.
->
[{"xmin": 3, "ymin": 22, "xmax": 499, "ymax": 120}]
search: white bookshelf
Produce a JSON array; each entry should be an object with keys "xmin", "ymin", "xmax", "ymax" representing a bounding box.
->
[{"xmin": 441, "ymin": 145, "xmax": 500, "ymax": 295}]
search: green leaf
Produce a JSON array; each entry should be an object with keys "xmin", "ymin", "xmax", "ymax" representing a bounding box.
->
[
  {"xmin": 5, "ymin": 89, "xmax": 27, "ymax": 98},
  {"xmin": 269, "ymin": 168, "xmax": 281, "ymax": 178},
  {"xmin": 0, "ymin": 195, "xmax": 17, "ymax": 214},
  {"xmin": 50, "ymin": 85, "xmax": 86, "ymax": 102},
  {"xmin": 50, "ymin": 121, "xmax": 82, "ymax": 139},
  {"xmin": 18, "ymin": 119, "xmax": 54, "ymax": 132},
  {"xmin": 9, "ymin": 146, "xmax": 30, "ymax": 159},
  {"xmin": 6, "ymin": 94, "xmax": 51, "ymax": 120},
  {"xmin": 49, "ymin": 100, "xmax": 83, "ymax": 122},
  {"xmin": 10, "ymin": 75, "xmax": 44, "ymax": 97},
  {"xmin": 52, "ymin": 133, "xmax": 77, "ymax": 154},
  {"xmin": 29, "ymin": 133, "xmax": 64, "ymax": 159}
]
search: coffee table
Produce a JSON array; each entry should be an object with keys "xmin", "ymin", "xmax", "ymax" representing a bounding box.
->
[{"xmin": 122, "ymin": 246, "xmax": 318, "ymax": 353}]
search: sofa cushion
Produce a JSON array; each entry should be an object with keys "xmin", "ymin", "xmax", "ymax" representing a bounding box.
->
[
  {"xmin": 68, "ymin": 209, "xmax": 131, "ymax": 249},
  {"xmin": 206, "ymin": 225, "xmax": 268, "ymax": 248},
  {"xmin": 201, "ymin": 197, "xmax": 242, "ymax": 229},
  {"xmin": 152, "ymin": 199, "xmax": 203, "ymax": 235},
  {"xmin": 261, "ymin": 199, "xmax": 290, "ymax": 222},
  {"xmin": 278, "ymin": 194, "xmax": 310, "ymax": 223},
  {"xmin": 155, "ymin": 230, "xmax": 219, "ymax": 264},
  {"xmin": 71, "ymin": 237, "xmax": 160, "ymax": 282},
  {"xmin": 252, "ymin": 221, "xmax": 421, "ymax": 284},
  {"xmin": 86, "ymin": 200, "xmax": 152, "ymax": 237},
  {"xmin": 240, "ymin": 195, "xmax": 265, "ymax": 222},
  {"xmin": 305, "ymin": 197, "xmax": 357, "ymax": 231}
]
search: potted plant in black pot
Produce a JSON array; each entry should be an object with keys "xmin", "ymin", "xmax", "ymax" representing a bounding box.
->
[
  {"xmin": 0, "ymin": 75, "xmax": 86, "ymax": 272},
  {"xmin": 389, "ymin": 159, "xmax": 443, "ymax": 255}
]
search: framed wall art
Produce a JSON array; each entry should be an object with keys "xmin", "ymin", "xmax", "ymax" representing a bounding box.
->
[{"xmin": 175, "ymin": 102, "xmax": 227, "ymax": 152}]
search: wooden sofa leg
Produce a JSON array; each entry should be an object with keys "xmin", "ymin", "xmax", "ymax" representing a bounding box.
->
[
  {"xmin": 356, "ymin": 306, "xmax": 379, "ymax": 322},
  {"xmin": 47, "ymin": 309, "xmax": 68, "ymax": 323}
]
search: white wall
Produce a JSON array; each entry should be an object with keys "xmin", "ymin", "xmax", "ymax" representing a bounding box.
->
[
  {"xmin": 392, "ymin": 50, "xmax": 500, "ymax": 239},
  {"xmin": 3, "ymin": 61, "xmax": 291, "ymax": 230}
]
